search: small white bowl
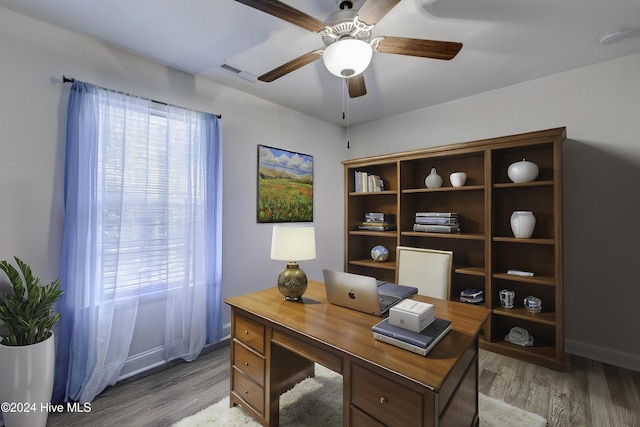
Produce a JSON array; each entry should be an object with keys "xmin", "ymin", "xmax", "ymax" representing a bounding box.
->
[{"xmin": 449, "ymin": 172, "xmax": 467, "ymax": 187}]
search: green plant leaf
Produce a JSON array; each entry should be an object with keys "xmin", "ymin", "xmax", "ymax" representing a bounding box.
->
[{"xmin": 0, "ymin": 257, "xmax": 63, "ymax": 346}]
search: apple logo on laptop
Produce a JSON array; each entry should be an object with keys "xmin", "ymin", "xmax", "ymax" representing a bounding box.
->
[{"xmin": 348, "ymin": 290, "xmax": 356, "ymax": 300}]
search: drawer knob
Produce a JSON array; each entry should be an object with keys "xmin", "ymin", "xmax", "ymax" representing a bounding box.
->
[
  {"xmin": 244, "ymin": 390, "xmax": 249, "ymax": 395},
  {"xmin": 380, "ymin": 396, "xmax": 387, "ymax": 404},
  {"xmin": 244, "ymin": 361, "xmax": 249, "ymax": 366},
  {"xmin": 244, "ymin": 330, "xmax": 249, "ymax": 334}
]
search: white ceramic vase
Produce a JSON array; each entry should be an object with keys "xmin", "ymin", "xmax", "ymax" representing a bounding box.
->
[
  {"xmin": 510, "ymin": 211, "xmax": 536, "ymax": 238},
  {"xmin": 0, "ymin": 333, "xmax": 56, "ymax": 427},
  {"xmin": 424, "ymin": 168, "xmax": 443, "ymax": 188}
]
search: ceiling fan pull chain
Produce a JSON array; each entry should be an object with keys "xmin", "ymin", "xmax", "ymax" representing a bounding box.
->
[
  {"xmin": 341, "ymin": 78, "xmax": 350, "ymax": 148},
  {"xmin": 345, "ymin": 79, "xmax": 351, "ymax": 149},
  {"xmin": 342, "ymin": 77, "xmax": 346, "ymax": 117}
]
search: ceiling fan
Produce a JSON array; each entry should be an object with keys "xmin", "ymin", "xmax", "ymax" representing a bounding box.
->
[{"xmin": 234, "ymin": 0, "xmax": 462, "ymax": 98}]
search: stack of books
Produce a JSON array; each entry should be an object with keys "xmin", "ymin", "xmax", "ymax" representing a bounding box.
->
[
  {"xmin": 358, "ymin": 213, "xmax": 397, "ymax": 231},
  {"xmin": 459, "ymin": 288, "xmax": 484, "ymax": 304},
  {"xmin": 372, "ymin": 317, "xmax": 452, "ymax": 356},
  {"xmin": 413, "ymin": 212, "xmax": 460, "ymax": 233},
  {"xmin": 354, "ymin": 171, "xmax": 384, "ymax": 192}
]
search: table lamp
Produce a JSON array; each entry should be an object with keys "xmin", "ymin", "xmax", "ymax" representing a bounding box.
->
[{"xmin": 270, "ymin": 224, "xmax": 316, "ymax": 301}]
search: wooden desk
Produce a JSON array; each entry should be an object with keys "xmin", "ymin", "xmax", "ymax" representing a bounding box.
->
[{"xmin": 225, "ymin": 280, "xmax": 489, "ymax": 426}]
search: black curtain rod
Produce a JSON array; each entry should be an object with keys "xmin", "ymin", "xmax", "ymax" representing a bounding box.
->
[{"xmin": 62, "ymin": 75, "xmax": 221, "ymax": 119}]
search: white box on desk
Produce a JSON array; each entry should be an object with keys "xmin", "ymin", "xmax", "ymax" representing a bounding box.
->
[{"xmin": 389, "ymin": 299, "xmax": 434, "ymax": 332}]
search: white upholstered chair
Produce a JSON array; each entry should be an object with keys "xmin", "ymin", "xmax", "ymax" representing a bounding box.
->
[{"xmin": 395, "ymin": 246, "xmax": 453, "ymax": 300}]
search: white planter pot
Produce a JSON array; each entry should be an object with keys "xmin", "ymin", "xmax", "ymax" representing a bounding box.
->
[
  {"xmin": 0, "ymin": 333, "xmax": 55, "ymax": 427},
  {"xmin": 510, "ymin": 211, "xmax": 536, "ymax": 239}
]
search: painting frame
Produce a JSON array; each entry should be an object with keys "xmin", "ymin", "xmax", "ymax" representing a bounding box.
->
[{"xmin": 257, "ymin": 145, "xmax": 314, "ymax": 223}]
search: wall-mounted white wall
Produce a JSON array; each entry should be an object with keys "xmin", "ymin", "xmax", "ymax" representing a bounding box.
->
[
  {"xmin": 0, "ymin": 7, "xmax": 345, "ymax": 378},
  {"xmin": 348, "ymin": 52, "xmax": 640, "ymax": 371}
]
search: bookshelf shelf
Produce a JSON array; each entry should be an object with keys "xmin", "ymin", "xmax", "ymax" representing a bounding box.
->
[
  {"xmin": 402, "ymin": 231, "xmax": 485, "ymax": 240},
  {"xmin": 455, "ymin": 266, "xmax": 486, "ymax": 277},
  {"xmin": 343, "ymin": 127, "xmax": 565, "ymax": 370},
  {"xmin": 482, "ymin": 341, "xmax": 560, "ymax": 369},
  {"xmin": 493, "ymin": 273, "xmax": 555, "ymax": 286},
  {"xmin": 493, "ymin": 180, "xmax": 554, "ymax": 189},
  {"xmin": 348, "ymin": 190, "xmax": 397, "ymax": 196},
  {"xmin": 493, "ymin": 237, "xmax": 554, "ymax": 245},
  {"xmin": 493, "ymin": 307, "xmax": 556, "ymax": 326},
  {"xmin": 348, "ymin": 259, "xmax": 397, "ymax": 271},
  {"xmin": 402, "ymin": 185, "xmax": 485, "ymax": 194},
  {"xmin": 349, "ymin": 230, "xmax": 398, "ymax": 237}
]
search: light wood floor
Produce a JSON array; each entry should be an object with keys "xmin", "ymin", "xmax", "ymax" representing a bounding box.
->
[
  {"xmin": 479, "ymin": 350, "xmax": 640, "ymax": 427},
  {"xmin": 47, "ymin": 342, "xmax": 640, "ymax": 427}
]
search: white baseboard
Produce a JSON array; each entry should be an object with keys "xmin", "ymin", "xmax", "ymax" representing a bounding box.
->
[
  {"xmin": 566, "ymin": 339, "xmax": 640, "ymax": 372},
  {"xmin": 221, "ymin": 322, "xmax": 231, "ymax": 341},
  {"xmin": 119, "ymin": 322, "xmax": 232, "ymax": 380},
  {"xmin": 120, "ymin": 346, "xmax": 167, "ymax": 380}
]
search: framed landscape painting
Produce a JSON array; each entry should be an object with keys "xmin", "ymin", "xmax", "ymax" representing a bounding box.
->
[{"xmin": 257, "ymin": 145, "xmax": 313, "ymax": 223}]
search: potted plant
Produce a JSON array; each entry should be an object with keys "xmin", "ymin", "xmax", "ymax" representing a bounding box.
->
[{"xmin": 0, "ymin": 257, "xmax": 63, "ymax": 427}]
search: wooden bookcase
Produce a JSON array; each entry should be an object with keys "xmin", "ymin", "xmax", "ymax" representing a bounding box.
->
[{"xmin": 343, "ymin": 127, "xmax": 565, "ymax": 371}]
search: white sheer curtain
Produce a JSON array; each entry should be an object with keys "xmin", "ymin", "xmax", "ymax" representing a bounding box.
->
[{"xmin": 54, "ymin": 81, "xmax": 222, "ymax": 403}]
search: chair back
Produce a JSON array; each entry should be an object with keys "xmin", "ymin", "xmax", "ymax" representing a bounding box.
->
[{"xmin": 395, "ymin": 246, "xmax": 453, "ymax": 299}]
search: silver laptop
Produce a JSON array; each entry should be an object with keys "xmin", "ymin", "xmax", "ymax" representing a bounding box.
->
[{"xmin": 323, "ymin": 269, "xmax": 418, "ymax": 316}]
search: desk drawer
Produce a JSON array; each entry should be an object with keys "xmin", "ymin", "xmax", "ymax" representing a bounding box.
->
[
  {"xmin": 233, "ymin": 340, "xmax": 265, "ymax": 387},
  {"xmin": 234, "ymin": 313, "xmax": 265, "ymax": 354},
  {"xmin": 351, "ymin": 364, "xmax": 422, "ymax": 427},
  {"xmin": 232, "ymin": 366, "xmax": 264, "ymax": 414},
  {"xmin": 272, "ymin": 328, "xmax": 342, "ymax": 373},
  {"xmin": 351, "ymin": 404, "xmax": 386, "ymax": 427}
]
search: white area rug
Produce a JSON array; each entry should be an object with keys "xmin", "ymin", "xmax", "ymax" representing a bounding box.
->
[{"xmin": 173, "ymin": 364, "xmax": 546, "ymax": 427}]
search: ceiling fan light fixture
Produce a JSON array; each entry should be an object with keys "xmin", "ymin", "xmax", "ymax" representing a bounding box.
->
[{"xmin": 322, "ymin": 38, "xmax": 373, "ymax": 78}]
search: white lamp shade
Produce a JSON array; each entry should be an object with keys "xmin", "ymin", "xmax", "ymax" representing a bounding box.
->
[
  {"xmin": 322, "ymin": 39, "xmax": 373, "ymax": 78},
  {"xmin": 271, "ymin": 225, "xmax": 316, "ymax": 261}
]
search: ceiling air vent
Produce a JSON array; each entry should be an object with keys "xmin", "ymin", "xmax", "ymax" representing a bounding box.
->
[{"xmin": 217, "ymin": 62, "xmax": 257, "ymax": 82}]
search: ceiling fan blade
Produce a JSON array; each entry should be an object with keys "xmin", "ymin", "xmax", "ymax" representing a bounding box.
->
[
  {"xmin": 234, "ymin": 0, "xmax": 326, "ymax": 33},
  {"xmin": 347, "ymin": 74, "xmax": 367, "ymax": 98},
  {"xmin": 258, "ymin": 51, "xmax": 322, "ymax": 82},
  {"xmin": 376, "ymin": 36, "xmax": 462, "ymax": 60},
  {"xmin": 356, "ymin": 0, "xmax": 401, "ymax": 26}
]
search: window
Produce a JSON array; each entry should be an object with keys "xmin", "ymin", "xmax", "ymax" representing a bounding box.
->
[
  {"xmin": 96, "ymin": 102, "xmax": 207, "ymax": 297},
  {"xmin": 56, "ymin": 80, "xmax": 222, "ymax": 403}
]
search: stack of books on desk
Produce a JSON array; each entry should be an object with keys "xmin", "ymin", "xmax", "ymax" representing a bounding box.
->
[
  {"xmin": 372, "ymin": 317, "xmax": 452, "ymax": 356},
  {"xmin": 372, "ymin": 299, "xmax": 451, "ymax": 356},
  {"xmin": 358, "ymin": 212, "xmax": 397, "ymax": 231},
  {"xmin": 413, "ymin": 212, "xmax": 460, "ymax": 233},
  {"xmin": 459, "ymin": 288, "xmax": 484, "ymax": 304}
]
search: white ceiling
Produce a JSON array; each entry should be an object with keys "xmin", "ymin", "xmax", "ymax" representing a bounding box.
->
[{"xmin": 2, "ymin": 0, "xmax": 640, "ymax": 126}]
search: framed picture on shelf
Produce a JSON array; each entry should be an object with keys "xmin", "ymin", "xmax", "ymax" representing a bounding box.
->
[{"xmin": 257, "ymin": 145, "xmax": 313, "ymax": 223}]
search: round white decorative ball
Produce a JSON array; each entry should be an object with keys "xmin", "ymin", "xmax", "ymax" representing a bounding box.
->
[
  {"xmin": 507, "ymin": 159, "xmax": 539, "ymax": 183},
  {"xmin": 370, "ymin": 245, "xmax": 390, "ymax": 262}
]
